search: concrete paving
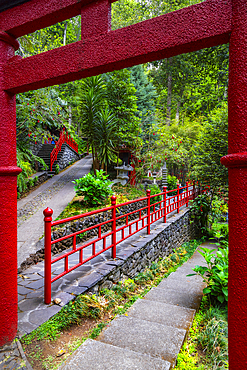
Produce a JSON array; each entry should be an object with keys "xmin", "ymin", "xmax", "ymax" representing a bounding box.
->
[
  {"xmin": 58, "ymin": 243, "xmax": 214, "ymax": 370},
  {"xmin": 12, "ymin": 163, "xmax": 213, "ymax": 369},
  {"xmin": 17, "ymin": 154, "xmax": 93, "ymax": 267}
]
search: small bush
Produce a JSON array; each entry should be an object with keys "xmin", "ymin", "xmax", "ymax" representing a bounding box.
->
[
  {"xmin": 28, "ymin": 178, "xmax": 34, "ymax": 189},
  {"xmin": 167, "ymin": 174, "xmax": 178, "ymax": 191},
  {"xmin": 188, "ymin": 245, "xmax": 228, "ymax": 305},
  {"xmin": 72, "ymin": 170, "xmax": 113, "ymax": 205},
  {"xmin": 149, "ymin": 183, "xmax": 162, "ymax": 206},
  {"xmin": 55, "ymin": 164, "xmax": 60, "ymax": 175},
  {"xmin": 189, "ymin": 194, "xmax": 211, "ymax": 236}
]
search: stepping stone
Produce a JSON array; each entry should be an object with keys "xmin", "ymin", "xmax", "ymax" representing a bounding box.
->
[
  {"xmin": 98, "ymin": 316, "xmax": 186, "ymax": 366},
  {"xmin": 127, "ymin": 299, "xmax": 195, "ymax": 331},
  {"xmin": 144, "ymin": 287, "xmax": 202, "ymax": 310},
  {"xmin": 58, "ymin": 339, "xmax": 171, "ymax": 370}
]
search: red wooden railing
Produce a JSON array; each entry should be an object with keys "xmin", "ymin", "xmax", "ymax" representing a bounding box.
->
[
  {"xmin": 50, "ymin": 129, "xmax": 78, "ymax": 171},
  {"xmin": 43, "ymin": 182, "xmax": 205, "ymax": 303}
]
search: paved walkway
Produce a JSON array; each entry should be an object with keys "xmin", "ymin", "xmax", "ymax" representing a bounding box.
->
[
  {"xmin": 1, "ymin": 164, "xmax": 207, "ymax": 369},
  {"xmin": 58, "ymin": 243, "xmax": 213, "ymax": 370},
  {"xmin": 17, "ymin": 154, "xmax": 93, "ymax": 268}
]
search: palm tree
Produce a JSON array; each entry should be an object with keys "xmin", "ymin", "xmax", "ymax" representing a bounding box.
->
[
  {"xmin": 95, "ymin": 107, "xmax": 118, "ymax": 173},
  {"xmin": 78, "ymin": 76, "xmax": 106, "ymax": 172}
]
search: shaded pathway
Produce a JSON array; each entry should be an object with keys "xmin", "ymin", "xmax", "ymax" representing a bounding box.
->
[{"xmin": 17, "ymin": 154, "xmax": 93, "ymax": 268}]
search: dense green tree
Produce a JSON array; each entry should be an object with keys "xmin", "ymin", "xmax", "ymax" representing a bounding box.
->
[
  {"xmin": 129, "ymin": 65, "xmax": 156, "ymax": 131},
  {"xmin": 191, "ymin": 103, "xmax": 228, "ymax": 191},
  {"xmin": 104, "ymin": 69, "xmax": 142, "ymax": 150}
]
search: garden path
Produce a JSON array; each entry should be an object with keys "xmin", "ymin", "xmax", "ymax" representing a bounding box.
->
[
  {"xmin": 17, "ymin": 154, "xmax": 93, "ymax": 268},
  {"xmin": 59, "ymin": 243, "xmax": 216, "ymax": 370}
]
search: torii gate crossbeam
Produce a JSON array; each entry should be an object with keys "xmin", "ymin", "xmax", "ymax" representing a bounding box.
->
[{"xmin": 0, "ymin": 0, "xmax": 246, "ymax": 368}]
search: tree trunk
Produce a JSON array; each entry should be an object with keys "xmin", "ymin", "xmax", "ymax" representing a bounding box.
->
[
  {"xmin": 68, "ymin": 105, "xmax": 72, "ymax": 127},
  {"xmin": 63, "ymin": 22, "xmax": 68, "ymax": 46},
  {"xmin": 166, "ymin": 58, "xmax": 173, "ymax": 126},
  {"xmin": 175, "ymin": 100, "xmax": 181, "ymax": 123}
]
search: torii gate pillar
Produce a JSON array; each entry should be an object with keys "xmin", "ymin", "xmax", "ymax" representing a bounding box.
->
[
  {"xmin": 0, "ymin": 32, "xmax": 21, "ymax": 345},
  {"xmin": 221, "ymin": 0, "xmax": 247, "ymax": 367}
]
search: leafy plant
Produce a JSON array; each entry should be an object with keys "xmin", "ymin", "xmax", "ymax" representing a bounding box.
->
[
  {"xmin": 189, "ymin": 194, "xmax": 211, "ymax": 236},
  {"xmin": 188, "ymin": 246, "xmax": 228, "ymax": 305},
  {"xmin": 167, "ymin": 174, "xmax": 178, "ymax": 191},
  {"xmin": 55, "ymin": 163, "xmax": 60, "ymax": 175},
  {"xmin": 28, "ymin": 178, "xmax": 34, "ymax": 188},
  {"xmin": 72, "ymin": 170, "xmax": 113, "ymax": 205},
  {"xmin": 149, "ymin": 183, "xmax": 162, "ymax": 206}
]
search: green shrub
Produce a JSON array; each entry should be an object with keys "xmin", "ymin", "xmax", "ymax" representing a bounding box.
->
[
  {"xmin": 149, "ymin": 183, "xmax": 162, "ymax": 206},
  {"xmin": 209, "ymin": 222, "xmax": 228, "ymax": 244},
  {"xmin": 72, "ymin": 170, "xmax": 113, "ymax": 205},
  {"xmin": 28, "ymin": 178, "xmax": 34, "ymax": 189},
  {"xmin": 167, "ymin": 174, "xmax": 178, "ymax": 191},
  {"xmin": 55, "ymin": 164, "xmax": 60, "ymax": 175},
  {"xmin": 188, "ymin": 245, "xmax": 228, "ymax": 305},
  {"xmin": 189, "ymin": 194, "xmax": 211, "ymax": 236}
]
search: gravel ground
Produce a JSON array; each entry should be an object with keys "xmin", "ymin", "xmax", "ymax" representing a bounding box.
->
[{"xmin": 17, "ymin": 167, "xmax": 80, "ymax": 228}]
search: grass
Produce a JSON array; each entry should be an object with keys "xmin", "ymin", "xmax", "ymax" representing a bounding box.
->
[
  {"xmin": 175, "ymin": 297, "xmax": 228, "ymax": 370},
  {"xmin": 21, "ymin": 239, "xmax": 202, "ymax": 369}
]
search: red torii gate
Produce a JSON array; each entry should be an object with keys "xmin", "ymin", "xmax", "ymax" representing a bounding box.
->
[{"xmin": 0, "ymin": 0, "xmax": 246, "ymax": 367}]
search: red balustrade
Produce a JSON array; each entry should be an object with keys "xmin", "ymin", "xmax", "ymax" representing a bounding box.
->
[
  {"xmin": 43, "ymin": 182, "xmax": 205, "ymax": 304},
  {"xmin": 50, "ymin": 129, "xmax": 78, "ymax": 171}
]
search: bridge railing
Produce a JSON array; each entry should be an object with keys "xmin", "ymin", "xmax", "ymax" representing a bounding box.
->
[
  {"xmin": 43, "ymin": 182, "xmax": 206, "ymax": 303},
  {"xmin": 50, "ymin": 129, "xmax": 78, "ymax": 171}
]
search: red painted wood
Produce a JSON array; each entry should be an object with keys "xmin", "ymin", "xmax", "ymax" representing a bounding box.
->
[
  {"xmin": 0, "ymin": 0, "xmax": 118, "ymax": 38},
  {"xmin": 81, "ymin": 0, "xmax": 111, "ymax": 40},
  {"xmin": 44, "ymin": 185, "xmax": 197, "ymax": 303},
  {"xmin": 221, "ymin": 0, "xmax": 247, "ymax": 367},
  {"xmin": 111, "ymin": 195, "xmax": 117, "ymax": 259},
  {"xmin": 43, "ymin": 208, "xmax": 53, "ymax": 305},
  {"xmin": 3, "ymin": 0, "xmax": 231, "ymax": 94},
  {"xmin": 0, "ymin": 32, "xmax": 21, "ymax": 346}
]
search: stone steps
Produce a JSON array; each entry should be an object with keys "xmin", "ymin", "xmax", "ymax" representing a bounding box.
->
[{"xmin": 58, "ymin": 247, "xmax": 210, "ymax": 370}]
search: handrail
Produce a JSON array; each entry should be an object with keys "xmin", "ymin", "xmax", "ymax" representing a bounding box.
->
[
  {"xmin": 50, "ymin": 129, "xmax": 78, "ymax": 171},
  {"xmin": 43, "ymin": 183, "xmax": 208, "ymax": 303}
]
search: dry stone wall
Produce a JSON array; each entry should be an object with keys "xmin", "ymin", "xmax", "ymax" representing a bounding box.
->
[{"xmin": 92, "ymin": 209, "xmax": 195, "ymax": 293}]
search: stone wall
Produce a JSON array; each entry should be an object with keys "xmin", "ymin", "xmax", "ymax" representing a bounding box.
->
[
  {"xmin": 58, "ymin": 145, "xmax": 80, "ymax": 170},
  {"xmin": 91, "ymin": 209, "xmax": 195, "ymax": 293}
]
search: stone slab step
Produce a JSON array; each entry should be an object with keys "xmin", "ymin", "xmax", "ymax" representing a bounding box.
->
[
  {"xmin": 144, "ymin": 286, "xmax": 202, "ymax": 310},
  {"xmin": 166, "ymin": 270, "xmax": 204, "ymax": 284},
  {"xmin": 98, "ymin": 316, "xmax": 186, "ymax": 367},
  {"xmin": 157, "ymin": 276, "xmax": 205, "ymax": 294},
  {"xmin": 127, "ymin": 298, "xmax": 195, "ymax": 331},
  {"xmin": 58, "ymin": 339, "xmax": 171, "ymax": 370}
]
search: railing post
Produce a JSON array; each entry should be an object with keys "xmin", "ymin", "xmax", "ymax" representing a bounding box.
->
[
  {"xmin": 177, "ymin": 183, "xmax": 180, "ymax": 213},
  {"xmin": 111, "ymin": 195, "xmax": 117, "ymax": 259},
  {"xmin": 163, "ymin": 186, "xmax": 167, "ymax": 223},
  {"xmin": 186, "ymin": 181, "xmax": 189, "ymax": 207},
  {"xmin": 146, "ymin": 189, "xmax": 151, "ymax": 234},
  {"xmin": 193, "ymin": 180, "xmax": 195, "ymax": 199},
  {"xmin": 44, "ymin": 207, "xmax": 53, "ymax": 304}
]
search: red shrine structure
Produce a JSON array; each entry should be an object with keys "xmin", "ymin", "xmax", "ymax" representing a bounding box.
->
[{"xmin": 0, "ymin": 0, "xmax": 246, "ymax": 368}]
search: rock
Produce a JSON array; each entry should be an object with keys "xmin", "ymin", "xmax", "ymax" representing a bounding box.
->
[{"xmin": 54, "ymin": 298, "xmax": 62, "ymax": 305}]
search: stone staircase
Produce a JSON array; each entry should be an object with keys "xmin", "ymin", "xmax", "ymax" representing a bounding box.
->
[
  {"xmin": 37, "ymin": 143, "xmax": 66, "ymax": 175},
  {"xmin": 58, "ymin": 248, "xmax": 208, "ymax": 370}
]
